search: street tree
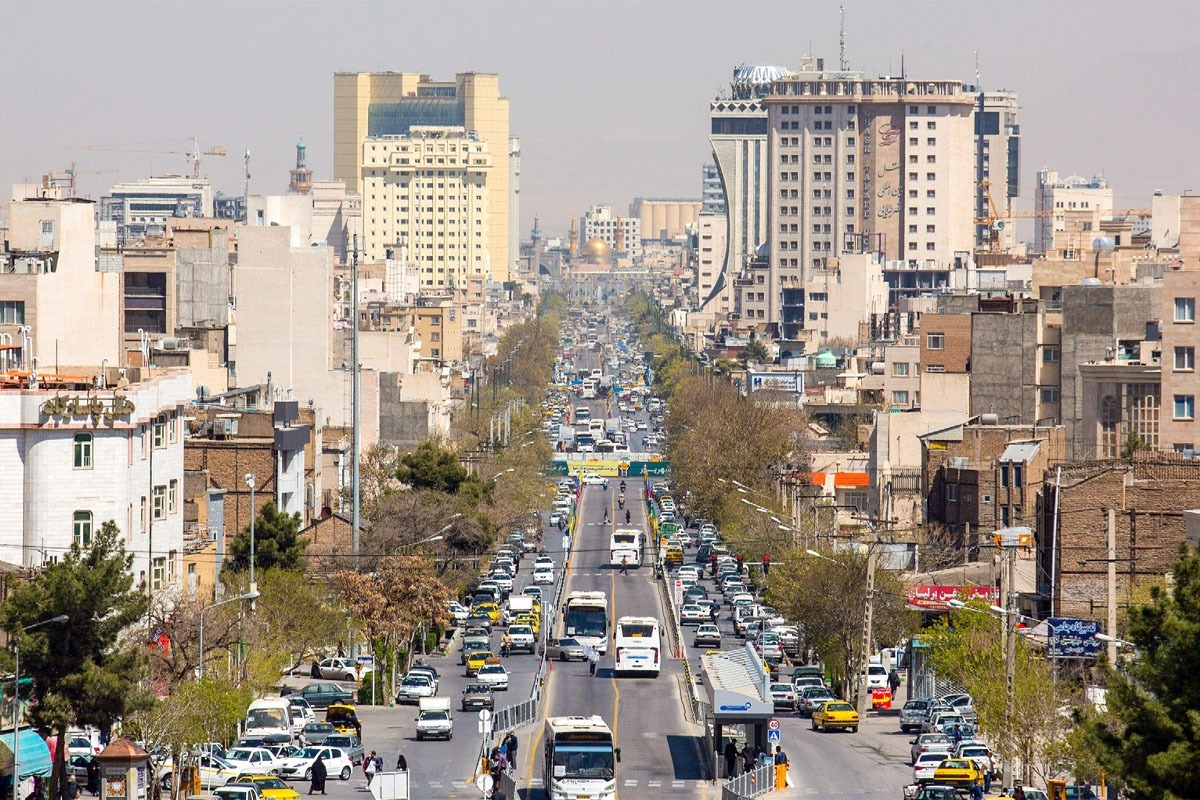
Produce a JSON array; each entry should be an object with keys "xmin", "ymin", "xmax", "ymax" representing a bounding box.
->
[
  {"xmin": 397, "ymin": 438, "xmax": 484, "ymax": 498},
  {"xmin": 767, "ymin": 547, "xmax": 915, "ymax": 695},
  {"xmin": 0, "ymin": 521, "xmax": 150, "ymax": 799},
  {"xmin": 921, "ymin": 600, "xmax": 1069, "ymax": 786},
  {"xmin": 227, "ymin": 501, "xmax": 306, "ymax": 572},
  {"xmin": 1078, "ymin": 543, "xmax": 1200, "ymax": 799}
]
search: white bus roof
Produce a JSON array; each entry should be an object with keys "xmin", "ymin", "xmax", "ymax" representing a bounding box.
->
[
  {"xmin": 616, "ymin": 615, "xmax": 659, "ymax": 625},
  {"xmin": 546, "ymin": 715, "xmax": 612, "ymax": 735},
  {"xmin": 566, "ymin": 591, "xmax": 607, "ymax": 603}
]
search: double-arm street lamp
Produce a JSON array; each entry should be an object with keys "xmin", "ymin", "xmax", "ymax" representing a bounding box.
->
[
  {"xmin": 199, "ymin": 590, "xmax": 260, "ymax": 677},
  {"xmin": 13, "ymin": 614, "xmax": 69, "ymax": 800}
]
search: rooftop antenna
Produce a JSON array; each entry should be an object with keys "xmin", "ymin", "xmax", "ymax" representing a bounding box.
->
[
  {"xmin": 839, "ymin": 4, "xmax": 847, "ymax": 71},
  {"xmin": 243, "ymin": 149, "xmax": 251, "ymax": 220}
]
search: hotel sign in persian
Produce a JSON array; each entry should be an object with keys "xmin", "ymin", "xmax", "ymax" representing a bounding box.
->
[{"xmin": 40, "ymin": 393, "xmax": 136, "ymax": 423}]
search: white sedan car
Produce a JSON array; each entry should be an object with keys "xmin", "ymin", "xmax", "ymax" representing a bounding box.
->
[
  {"xmin": 476, "ymin": 664, "xmax": 510, "ymax": 691},
  {"xmin": 680, "ymin": 604, "xmax": 708, "ymax": 625},
  {"xmin": 912, "ymin": 752, "xmax": 946, "ymax": 783},
  {"xmin": 395, "ymin": 673, "xmax": 437, "ymax": 703},
  {"xmin": 533, "ymin": 567, "xmax": 555, "ymax": 585},
  {"xmin": 277, "ymin": 746, "xmax": 354, "ymax": 782},
  {"xmin": 581, "ymin": 473, "xmax": 605, "ymax": 485}
]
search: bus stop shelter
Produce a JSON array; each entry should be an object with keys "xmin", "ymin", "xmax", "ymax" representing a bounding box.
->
[{"xmin": 700, "ymin": 644, "xmax": 776, "ymax": 756}]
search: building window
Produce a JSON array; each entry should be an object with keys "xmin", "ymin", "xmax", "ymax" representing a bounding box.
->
[
  {"xmin": 152, "ymin": 416, "xmax": 166, "ymax": 449},
  {"xmin": 1174, "ymin": 395, "xmax": 1196, "ymax": 420},
  {"xmin": 73, "ymin": 511, "xmax": 93, "ymax": 548},
  {"xmin": 1012, "ymin": 465, "xmax": 1023, "ymax": 488},
  {"xmin": 73, "ymin": 432, "xmax": 93, "ymax": 469},
  {"xmin": 168, "ymin": 479, "xmax": 178, "ymax": 514},
  {"xmin": 0, "ymin": 301, "xmax": 25, "ymax": 325},
  {"xmin": 168, "ymin": 550, "xmax": 178, "ymax": 584},
  {"xmin": 927, "ymin": 333, "xmax": 945, "ymax": 350},
  {"xmin": 1175, "ymin": 297, "xmax": 1196, "ymax": 322},
  {"xmin": 1174, "ymin": 346, "xmax": 1195, "ymax": 371},
  {"xmin": 894, "ymin": 362, "xmax": 909, "ymax": 377},
  {"xmin": 1043, "ymin": 347, "xmax": 1061, "ymax": 362},
  {"xmin": 946, "ymin": 484, "xmax": 958, "ymax": 502},
  {"xmin": 892, "ymin": 390, "xmax": 909, "ymax": 405},
  {"xmin": 1041, "ymin": 388, "xmax": 1060, "ymax": 403},
  {"xmin": 999, "ymin": 465, "xmax": 1009, "ymax": 488},
  {"xmin": 152, "ymin": 485, "xmax": 167, "ymax": 521},
  {"xmin": 152, "ymin": 557, "xmax": 166, "ymax": 591}
]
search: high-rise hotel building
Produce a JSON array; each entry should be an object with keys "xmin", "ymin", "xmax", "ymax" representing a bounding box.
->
[
  {"xmin": 758, "ymin": 58, "xmax": 978, "ymax": 328},
  {"xmin": 334, "ymin": 72, "xmax": 511, "ymax": 281}
]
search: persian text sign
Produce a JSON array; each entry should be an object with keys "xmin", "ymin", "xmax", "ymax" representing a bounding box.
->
[
  {"xmin": 1046, "ymin": 617, "xmax": 1102, "ymax": 659},
  {"xmin": 905, "ymin": 584, "xmax": 998, "ymax": 611},
  {"xmin": 40, "ymin": 392, "xmax": 136, "ymax": 423}
]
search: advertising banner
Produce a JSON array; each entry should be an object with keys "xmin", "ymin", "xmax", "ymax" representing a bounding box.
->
[
  {"xmin": 1046, "ymin": 617, "xmax": 1102, "ymax": 659},
  {"xmin": 905, "ymin": 585, "xmax": 998, "ymax": 611}
]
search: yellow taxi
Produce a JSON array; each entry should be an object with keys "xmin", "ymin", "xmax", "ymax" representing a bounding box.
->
[
  {"xmin": 514, "ymin": 612, "xmax": 540, "ymax": 635},
  {"xmin": 664, "ymin": 544, "xmax": 684, "ymax": 565},
  {"xmin": 325, "ymin": 703, "xmax": 359, "ymax": 735},
  {"xmin": 472, "ymin": 602, "xmax": 502, "ymax": 624},
  {"xmin": 465, "ymin": 650, "xmax": 495, "ymax": 675},
  {"xmin": 811, "ymin": 700, "xmax": 859, "ymax": 733},
  {"xmin": 932, "ymin": 759, "xmax": 984, "ymax": 788},
  {"xmin": 244, "ymin": 777, "xmax": 300, "ymax": 800}
]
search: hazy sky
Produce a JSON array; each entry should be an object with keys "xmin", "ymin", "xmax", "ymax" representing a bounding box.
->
[{"xmin": 5, "ymin": 0, "xmax": 1199, "ymax": 235}]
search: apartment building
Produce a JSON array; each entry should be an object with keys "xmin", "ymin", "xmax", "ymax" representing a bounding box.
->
[
  {"xmin": 695, "ymin": 211, "xmax": 728, "ymax": 313},
  {"xmin": 100, "ymin": 176, "xmax": 214, "ymax": 246},
  {"xmin": 247, "ymin": 180, "xmax": 363, "ymax": 265},
  {"xmin": 581, "ymin": 205, "xmax": 642, "ymax": 259},
  {"xmin": 0, "ymin": 368, "xmax": 191, "ymax": 586},
  {"xmin": 919, "ymin": 311, "xmax": 972, "ymax": 414},
  {"xmin": 702, "ymin": 162, "xmax": 725, "ymax": 214},
  {"xmin": 970, "ymin": 89, "xmax": 1021, "ymax": 252},
  {"xmin": 760, "ymin": 58, "xmax": 976, "ymax": 332},
  {"xmin": 1034, "ymin": 171, "xmax": 1113, "ymax": 255},
  {"xmin": 360, "ymin": 127, "xmax": 492, "ymax": 286},
  {"xmin": 1156, "ymin": 268, "xmax": 1200, "ymax": 452},
  {"xmin": 333, "ymin": 71, "xmax": 510, "ymax": 281}
]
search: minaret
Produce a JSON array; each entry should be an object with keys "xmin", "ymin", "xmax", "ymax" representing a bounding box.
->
[
  {"xmin": 615, "ymin": 215, "xmax": 625, "ymax": 253},
  {"xmin": 289, "ymin": 136, "xmax": 313, "ymax": 195},
  {"xmin": 568, "ymin": 217, "xmax": 579, "ymax": 256}
]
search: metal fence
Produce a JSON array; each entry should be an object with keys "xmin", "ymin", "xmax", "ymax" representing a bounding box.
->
[{"xmin": 720, "ymin": 762, "xmax": 775, "ymax": 800}]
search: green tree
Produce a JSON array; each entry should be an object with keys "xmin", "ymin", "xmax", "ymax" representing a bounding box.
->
[
  {"xmin": 397, "ymin": 439, "xmax": 483, "ymax": 496},
  {"xmin": 739, "ymin": 339, "xmax": 770, "ymax": 365},
  {"xmin": 1, "ymin": 521, "xmax": 150, "ymax": 799},
  {"xmin": 227, "ymin": 501, "xmax": 306, "ymax": 572},
  {"xmin": 1079, "ymin": 543, "xmax": 1200, "ymax": 799}
]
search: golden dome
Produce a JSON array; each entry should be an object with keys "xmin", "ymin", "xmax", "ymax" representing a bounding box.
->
[{"xmin": 580, "ymin": 237, "xmax": 612, "ymax": 257}]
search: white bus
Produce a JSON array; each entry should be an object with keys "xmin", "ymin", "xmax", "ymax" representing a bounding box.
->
[
  {"xmin": 613, "ymin": 616, "xmax": 661, "ymax": 676},
  {"xmin": 542, "ymin": 715, "xmax": 618, "ymax": 800},
  {"xmin": 563, "ymin": 591, "xmax": 608, "ymax": 654},
  {"xmin": 609, "ymin": 529, "xmax": 644, "ymax": 568}
]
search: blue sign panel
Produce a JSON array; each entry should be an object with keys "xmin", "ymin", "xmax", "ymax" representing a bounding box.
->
[
  {"xmin": 1047, "ymin": 617, "xmax": 1102, "ymax": 659},
  {"xmin": 766, "ymin": 729, "xmax": 781, "ymax": 743}
]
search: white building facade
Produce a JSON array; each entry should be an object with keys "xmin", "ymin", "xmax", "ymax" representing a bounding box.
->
[
  {"xmin": 581, "ymin": 205, "xmax": 642, "ymax": 259},
  {"xmin": 0, "ymin": 370, "xmax": 192, "ymax": 588}
]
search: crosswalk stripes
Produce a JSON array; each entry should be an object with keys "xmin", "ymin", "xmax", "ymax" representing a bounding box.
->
[
  {"xmin": 647, "ymin": 780, "xmax": 662, "ymax": 787},
  {"xmin": 624, "ymin": 779, "xmax": 638, "ymax": 786},
  {"xmin": 671, "ymin": 780, "xmax": 685, "ymax": 789}
]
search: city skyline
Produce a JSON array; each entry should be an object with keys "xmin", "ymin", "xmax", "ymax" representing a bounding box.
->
[{"xmin": 3, "ymin": 0, "xmax": 1198, "ymax": 235}]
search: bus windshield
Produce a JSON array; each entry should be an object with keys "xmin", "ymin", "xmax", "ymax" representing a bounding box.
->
[
  {"xmin": 553, "ymin": 746, "xmax": 614, "ymax": 780},
  {"xmin": 565, "ymin": 608, "xmax": 606, "ymax": 638},
  {"xmin": 619, "ymin": 622, "xmax": 655, "ymax": 638},
  {"xmin": 612, "ymin": 533, "xmax": 636, "ymax": 544}
]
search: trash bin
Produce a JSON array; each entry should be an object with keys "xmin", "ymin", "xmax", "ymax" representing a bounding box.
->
[{"xmin": 871, "ymin": 688, "xmax": 892, "ymax": 709}]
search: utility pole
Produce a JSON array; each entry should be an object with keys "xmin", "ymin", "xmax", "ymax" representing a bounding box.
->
[
  {"xmin": 1107, "ymin": 508, "xmax": 1118, "ymax": 668},
  {"xmin": 1002, "ymin": 539, "xmax": 1017, "ymax": 795},
  {"xmin": 351, "ymin": 235, "xmax": 361, "ymax": 557},
  {"xmin": 855, "ymin": 547, "xmax": 877, "ymax": 714}
]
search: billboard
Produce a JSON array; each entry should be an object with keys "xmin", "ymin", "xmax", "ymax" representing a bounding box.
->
[
  {"xmin": 905, "ymin": 585, "xmax": 999, "ymax": 611},
  {"xmin": 1046, "ymin": 617, "xmax": 1102, "ymax": 659},
  {"xmin": 748, "ymin": 370, "xmax": 804, "ymax": 394}
]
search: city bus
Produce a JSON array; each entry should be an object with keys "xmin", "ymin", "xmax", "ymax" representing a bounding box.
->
[
  {"xmin": 609, "ymin": 529, "xmax": 644, "ymax": 568},
  {"xmin": 613, "ymin": 616, "xmax": 661, "ymax": 676},
  {"xmin": 542, "ymin": 715, "xmax": 618, "ymax": 800},
  {"xmin": 563, "ymin": 591, "xmax": 608, "ymax": 653}
]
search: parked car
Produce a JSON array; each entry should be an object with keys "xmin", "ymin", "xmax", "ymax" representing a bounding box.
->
[
  {"xmin": 461, "ymin": 684, "xmax": 495, "ymax": 712},
  {"xmin": 693, "ymin": 624, "xmax": 722, "ymax": 648},
  {"xmin": 955, "ymin": 742, "xmax": 996, "ymax": 778},
  {"xmin": 217, "ymin": 748, "xmax": 282, "ymax": 781},
  {"xmin": 931, "ymin": 759, "xmax": 984, "ymax": 789},
  {"xmin": 912, "ymin": 752, "xmax": 947, "ymax": 783},
  {"xmin": 298, "ymin": 723, "xmax": 334, "ymax": 747},
  {"xmin": 910, "ymin": 733, "xmax": 954, "ymax": 765},
  {"xmin": 547, "ymin": 637, "xmax": 587, "ymax": 662},
  {"xmin": 395, "ymin": 673, "xmax": 437, "ymax": 704},
  {"xmin": 923, "ymin": 712, "xmax": 966, "ymax": 735},
  {"xmin": 321, "ymin": 735, "xmax": 363, "ymax": 766},
  {"xmin": 900, "ymin": 699, "xmax": 931, "ymax": 733},
  {"xmin": 242, "ymin": 776, "xmax": 300, "ymax": 800},
  {"xmin": 797, "ymin": 687, "xmax": 836, "ymax": 718},
  {"xmin": 317, "ymin": 658, "xmax": 366, "ymax": 682},
  {"xmin": 276, "ymin": 747, "xmax": 354, "ymax": 782},
  {"xmin": 866, "ymin": 663, "xmax": 889, "ymax": 690},
  {"xmin": 293, "ymin": 683, "xmax": 353, "ymax": 709}
]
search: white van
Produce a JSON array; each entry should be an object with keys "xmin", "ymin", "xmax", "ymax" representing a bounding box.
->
[
  {"xmin": 245, "ymin": 698, "xmax": 294, "ymax": 742},
  {"xmin": 416, "ymin": 697, "xmax": 453, "ymax": 741}
]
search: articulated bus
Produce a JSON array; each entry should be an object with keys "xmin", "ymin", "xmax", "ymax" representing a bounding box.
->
[
  {"xmin": 563, "ymin": 591, "xmax": 608, "ymax": 654},
  {"xmin": 543, "ymin": 715, "xmax": 618, "ymax": 800},
  {"xmin": 609, "ymin": 529, "xmax": 644, "ymax": 567},
  {"xmin": 613, "ymin": 616, "xmax": 661, "ymax": 676}
]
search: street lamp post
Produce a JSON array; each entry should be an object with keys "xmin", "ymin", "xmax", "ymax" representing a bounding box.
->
[
  {"xmin": 199, "ymin": 590, "xmax": 260, "ymax": 677},
  {"xmin": 13, "ymin": 614, "xmax": 68, "ymax": 800},
  {"xmin": 244, "ymin": 473, "xmax": 257, "ymax": 595}
]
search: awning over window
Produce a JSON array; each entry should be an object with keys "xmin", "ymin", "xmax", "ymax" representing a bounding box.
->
[{"xmin": 0, "ymin": 730, "xmax": 53, "ymax": 778}]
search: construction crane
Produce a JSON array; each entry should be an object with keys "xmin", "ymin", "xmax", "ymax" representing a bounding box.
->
[
  {"xmin": 975, "ymin": 179, "xmax": 1055, "ymax": 251},
  {"xmin": 41, "ymin": 162, "xmax": 117, "ymax": 197},
  {"xmin": 73, "ymin": 137, "xmax": 227, "ymax": 178}
]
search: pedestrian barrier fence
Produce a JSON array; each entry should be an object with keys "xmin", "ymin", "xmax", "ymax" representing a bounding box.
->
[{"xmin": 721, "ymin": 762, "xmax": 775, "ymax": 800}]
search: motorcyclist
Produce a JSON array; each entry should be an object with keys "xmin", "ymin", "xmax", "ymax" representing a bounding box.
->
[
  {"xmin": 619, "ymin": 480, "xmax": 626, "ymax": 492},
  {"xmin": 603, "ymin": 479, "xmax": 609, "ymax": 491}
]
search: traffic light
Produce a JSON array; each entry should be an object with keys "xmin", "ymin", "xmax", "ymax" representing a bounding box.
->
[{"xmin": 762, "ymin": 555, "xmax": 770, "ymax": 576}]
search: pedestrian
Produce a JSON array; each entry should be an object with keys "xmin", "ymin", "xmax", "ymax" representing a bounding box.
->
[
  {"xmin": 395, "ymin": 752, "xmax": 408, "ymax": 772},
  {"xmin": 741, "ymin": 743, "xmax": 755, "ymax": 774},
  {"xmin": 65, "ymin": 776, "xmax": 80, "ymax": 800},
  {"xmin": 309, "ymin": 754, "xmax": 327, "ymax": 795},
  {"xmin": 504, "ymin": 730, "xmax": 518, "ymax": 764},
  {"xmin": 982, "ymin": 764, "xmax": 992, "ymax": 794},
  {"xmin": 603, "ymin": 508, "xmax": 609, "ymax": 524},
  {"xmin": 625, "ymin": 510, "xmax": 631, "ymax": 524},
  {"xmin": 888, "ymin": 669, "xmax": 901, "ymax": 700},
  {"xmin": 310, "ymin": 659, "xmax": 321, "ymax": 679},
  {"xmin": 773, "ymin": 746, "xmax": 788, "ymax": 766},
  {"xmin": 364, "ymin": 751, "xmax": 378, "ymax": 785},
  {"xmin": 620, "ymin": 556, "xmax": 629, "ymax": 575},
  {"xmin": 1013, "ymin": 787, "xmax": 1026, "ymax": 800},
  {"xmin": 86, "ymin": 758, "xmax": 100, "ymax": 797},
  {"xmin": 969, "ymin": 781, "xmax": 983, "ymax": 800},
  {"xmin": 723, "ymin": 740, "xmax": 738, "ymax": 779},
  {"xmin": 588, "ymin": 647, "xmax": 599, "ymax": 676}
]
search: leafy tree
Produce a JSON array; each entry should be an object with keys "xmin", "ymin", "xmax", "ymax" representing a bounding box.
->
[
  {"xmin": 1079, "ymin": 543, "xmax": 1200, "ymax": 799},
  {"xmin": 1, "ymin": 521, "xmax": 150, "ymax": 799},
  {"xmin": 739, "ymin": 339, "xmax": 770, "ymax": 365},
  {"xmin": 397, "ymin": 439, "xmax": 482, "ymax": 495},
  {"xmin": 227, "ymin": 501, "xmax": 306, "ymax": 572},
  {"xmin": 767, "ymin": 547, "xmax": 916, "ymax": 696}
]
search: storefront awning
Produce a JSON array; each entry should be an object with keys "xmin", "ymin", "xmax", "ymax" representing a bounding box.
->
[{"xmin": 0, "ymin": 730, "xmax": 53, "ymax": 778}]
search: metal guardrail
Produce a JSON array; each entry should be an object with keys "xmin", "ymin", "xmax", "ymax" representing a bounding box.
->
[{"xmin": 720, "ymin": 762, "xmax": 775, "ymax": 800}]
